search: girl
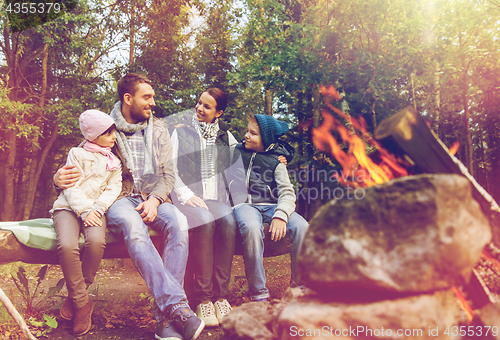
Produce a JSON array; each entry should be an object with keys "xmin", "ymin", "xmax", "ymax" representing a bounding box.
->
[
  {"xmin": 170, "ymin": 88, "xmax": 237, "ymax": 327},
  {"xmin": 233, "ymin": 113, "xmax": 309, "ymax": 302},
  {"xmin": 51, "ymin": 109, "xmax": 122, "ymax": 336}
]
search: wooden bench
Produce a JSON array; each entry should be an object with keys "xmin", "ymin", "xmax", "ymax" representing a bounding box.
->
[{"xmin": 0, "ymin": 225, "xmax": 290, "ymax": 265}]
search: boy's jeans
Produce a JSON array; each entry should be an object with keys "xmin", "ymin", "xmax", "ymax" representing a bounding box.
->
[
  {"xmin": 234, "ymin": 204, "xmax": 309, "ymax": 300},
  {"xmin": 106, "ymin": 196, "xmax": 190, "ymax": 319}
]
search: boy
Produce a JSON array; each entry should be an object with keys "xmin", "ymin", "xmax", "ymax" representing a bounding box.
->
[{"xmin": 233, "ymin": 113, "xmax": 309, "ymax": 301}]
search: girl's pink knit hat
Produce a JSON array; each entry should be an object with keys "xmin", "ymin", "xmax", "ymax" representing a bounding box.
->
[{"xmin": 79, "ymin": 110, "xmax": 115, "ymax": 141}]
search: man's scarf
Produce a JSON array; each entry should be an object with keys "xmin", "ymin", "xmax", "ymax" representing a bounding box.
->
[{"xmin": 110, "ymin": 101, "xmax": 154, "ymax": 177}]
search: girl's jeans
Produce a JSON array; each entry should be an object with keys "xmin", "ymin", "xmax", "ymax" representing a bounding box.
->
[{"xmin": 53, "ymin": 209, "xmax": 106, "ymax": 309}]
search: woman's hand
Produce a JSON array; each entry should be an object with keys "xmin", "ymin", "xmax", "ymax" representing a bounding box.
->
[
  {"xmin": 186, "ymin": 196, "xmax": 209, "ymax": 210},
  {"xmin": 84, "ymin": 210, "xmax": 102, "ymax": 227},
  {"xmin": 54, "ymin": 165, "xmax": 81, "ymax": 189},
  {"xmin": 269, "ymin": 218, "xmax": 287, "ymax": 242},
  {"xmin": 277, "ymin": 155, "xmax": 287, "ymax": 165}
]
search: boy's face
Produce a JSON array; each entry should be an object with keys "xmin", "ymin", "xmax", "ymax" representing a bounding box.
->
[
  {"xmin": 94, "ymin": 129, "xmax": 117, "ymax": 148},
  {"xmin": 244, "ymin": 119, "xmax": 265, "ymax": 152}
]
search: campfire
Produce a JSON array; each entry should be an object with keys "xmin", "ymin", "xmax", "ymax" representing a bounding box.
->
[
  {"xmin": 312, "ymin": 84, "xmax": 409, "ymax": 188},
  {"xmin": 222, "ymin": 86, "xmax": 500, "ymax": 340},
  {"xmin": 307, "ymin": 85, "xmax": 500, "ymax": 326}
]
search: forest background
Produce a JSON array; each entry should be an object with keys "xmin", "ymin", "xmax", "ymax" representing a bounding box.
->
[{"xmin": 1, "ymin": 0, "xmax": 499, "ymax": 223}]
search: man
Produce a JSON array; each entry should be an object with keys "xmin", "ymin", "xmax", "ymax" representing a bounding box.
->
[{"xmin": 54, "ymin": 73, "xmax": 204, "ymax": 340}]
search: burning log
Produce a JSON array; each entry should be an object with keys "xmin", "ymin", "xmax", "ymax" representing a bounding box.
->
[{"xmin": 374, "ymin": 106, "xmax": 500, "ymax": 247}]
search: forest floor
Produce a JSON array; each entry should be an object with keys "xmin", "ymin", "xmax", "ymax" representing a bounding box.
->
[{"xmin": 0, "ymin": 255, "xmax": 291, "ymax": 340}]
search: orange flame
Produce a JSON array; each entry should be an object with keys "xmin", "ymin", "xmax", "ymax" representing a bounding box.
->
[
  {"xmin": 448, "ymin": 141, "xmax": 459, "ymax": 156},
  {"xmin": 313, "ymin": 85, "xmax": 408, "ymax": 187},
  {"xmin": 452, "ymin": 286, "xmax": 475, "ymax": 321},
  {"xmin": 316, "ymin": 85, "xmax": 481, "ymax": 319}
]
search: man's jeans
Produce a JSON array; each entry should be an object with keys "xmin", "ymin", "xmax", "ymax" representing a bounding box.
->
[
  {"xmin": 106, "ymin": 196, "xmax": 190, "ymax": 319},
  {"xmin": 234, "ymin": 204, "xmax": 309, "ymax": 300},
  {"xmin": 176, "ymin": 200, "xmax": 236, "ymax": 306}
]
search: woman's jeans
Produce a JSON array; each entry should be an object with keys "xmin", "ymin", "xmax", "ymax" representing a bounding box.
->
[
  {"xmin": 53, "ymin": 209, "xmax": 106, "ymax": 309},
  {"xmin": 176, "ymin": 200, "xmax": 236, "ymax": 306},
  {"xmin": 106, "ymin": 196, "xmax": 190, "ymax": 320},
  {"xmin": 234, "ymin": 204, "xmax": 309, "ymax": 300}
]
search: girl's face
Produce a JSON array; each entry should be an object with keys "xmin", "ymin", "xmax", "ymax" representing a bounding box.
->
[
  {"xmin": 244, "ymin": 119, "xmax": 265, "ymax": 152},
  {"xmin": 195, "ymin": 92, "xmax": 223, "ymax": 123},
  {"xmin": 94, "ymin": 129, "xmax": 117, "ymax": 148}
]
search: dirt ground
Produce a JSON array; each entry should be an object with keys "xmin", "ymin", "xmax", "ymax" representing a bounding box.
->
[{"xmin": 0, "ymin": 255, "xmax": 291, "ymax": 340}]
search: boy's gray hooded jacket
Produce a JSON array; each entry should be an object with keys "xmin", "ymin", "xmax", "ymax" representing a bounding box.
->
[{"xmin": 233, "ymin": 140, "xmax": 296, "ymax": 222}]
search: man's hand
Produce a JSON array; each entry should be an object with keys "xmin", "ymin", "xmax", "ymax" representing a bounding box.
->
[
  {"xmin": 84, "ymin": 210, "xmax": 102, "ymax": 227},
  {"xmin": 277, "ymin": 155, "xmax": 287, "ymax": 165},
  {"xmin": 135, "ymin": 197, "xmax": 160, "ymax": 223},
  {"xmin": 185, "ymin": 196, "xmax": 209, "ymax": 210},
  {"xmin": 269, "ymin": 218, "xmax": 287, "ymax": 242},
  {"xmin": 54, "ymin": 164, "xmax": 81, "ymax": 189}
]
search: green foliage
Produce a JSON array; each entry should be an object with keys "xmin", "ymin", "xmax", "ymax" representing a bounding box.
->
[
  {"xmin": 139, "ymin": 292, "xmax": 155, "ymax": 309},
  {"xmin": 0, "ymin": 88, "xmax": 36, "ymax": 150},
  {"xmin": 2, "ymin": 0, "xmax": 500, "ymax": 220},
  {"xmin": 11, "ymin": 265, "xmax": 65, "ymax": 318},
  {"xmin": 28, "ymin": 313, "xmax": 58, "ymax": 337}
]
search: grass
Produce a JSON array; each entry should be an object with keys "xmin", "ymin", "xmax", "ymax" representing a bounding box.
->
[{"xmin": 0, "ymin": 255, "xmax": 292, "ymax": 339}]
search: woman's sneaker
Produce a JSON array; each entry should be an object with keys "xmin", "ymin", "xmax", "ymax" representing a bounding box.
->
[
  {"xmin": 195, "ymin": 301, "xmax": 219, "ymax": 327},
  {"xmin": 213, "ymin": 299, "xmax": 232, "ymax": 323},
  {"xmin": 171, "ymin": 306, "xmax": 205, "ymax": 340}
]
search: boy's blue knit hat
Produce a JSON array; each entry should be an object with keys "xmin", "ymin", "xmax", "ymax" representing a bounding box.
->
[{"xmin": 254, "ymin": 114, "xmax": 289, "ymax": 149}]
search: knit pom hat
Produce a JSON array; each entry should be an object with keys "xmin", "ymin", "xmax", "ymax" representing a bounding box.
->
[
  {"xmin": 79, "ymin": 110, "xmax": 115, "ymax": 141},
  {"xmin": 253, "ymin": 114, "xmax": 289, "ymax": 149}
]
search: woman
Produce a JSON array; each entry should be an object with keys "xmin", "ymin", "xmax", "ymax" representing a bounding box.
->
[{"xmin": 170, "ymin": 87, "xmax": 237, "ymax": 327}]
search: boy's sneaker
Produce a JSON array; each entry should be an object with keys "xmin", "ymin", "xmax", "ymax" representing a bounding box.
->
[
  {"xmin": 213, "ymin": 298, "xmax": 232, "ymax": 323},
  {"xmin": 155, "ymin": 319, "xmax": 182, "ymax": 340},
  {"xmin": 195, "ymin": 301, "xmax": 219, "ymax": 327},
  {"xmin": 171, "ymin": 306, "xmax": 205, "ymax": 340}
]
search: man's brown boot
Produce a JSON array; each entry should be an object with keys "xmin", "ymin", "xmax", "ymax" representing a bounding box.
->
[
  {"xmin": 60, "ymin": 297, "xmax": 74, "ymax": 320},
  {"xmin": 73, "ymin": 300, "xmax": 93, "ymax": 336}
]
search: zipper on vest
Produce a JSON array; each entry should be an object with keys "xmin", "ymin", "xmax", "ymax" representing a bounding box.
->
[{"xmin": 246, "ymin": 152, "xmax": 257, "ymax": 204}]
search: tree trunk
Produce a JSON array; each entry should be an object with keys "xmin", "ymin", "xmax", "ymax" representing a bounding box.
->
[
  {"xmin": 371, "ymin": 99, "xmax": 377, "ymax": 129},
  {"xmin": 462, "ymin": 66, "xmax": 474, "ymax": 175},
  {"xmin": 22, "ymin": 43, "xmax": 49, "ymax": 220},
  {"xmin": 2, "ymin": 31, "xmax": 23, "ymax": 221},
  {"xmin": 265, "ymin": 88, "xmax": 272, "ymax": 115},
  {"xmin": 24, "ymin": 126, "xmax": 59, "ymax": 219},
  {"xmin": 2, "ymin": 130, "xmax": 17, "ymax": 221},
  {"xmin": 411, "ymin": 71, "xmax": 417, "ymax": 110},
  {"xmin": 129, "ymin": 7, "xmax": 135, "ymax": 68},
  {"xmin": 434, "ymin": 61, "xmax": 441, "ymax": 136},
  {"xmin": 313, "ymin": 86, "xmax": 321, "ymax": 128}
]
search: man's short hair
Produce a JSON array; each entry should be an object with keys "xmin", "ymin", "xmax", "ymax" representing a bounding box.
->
[{"xmin": 117, "ymin": 73, "xmax": 152, "ymax": 102}]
